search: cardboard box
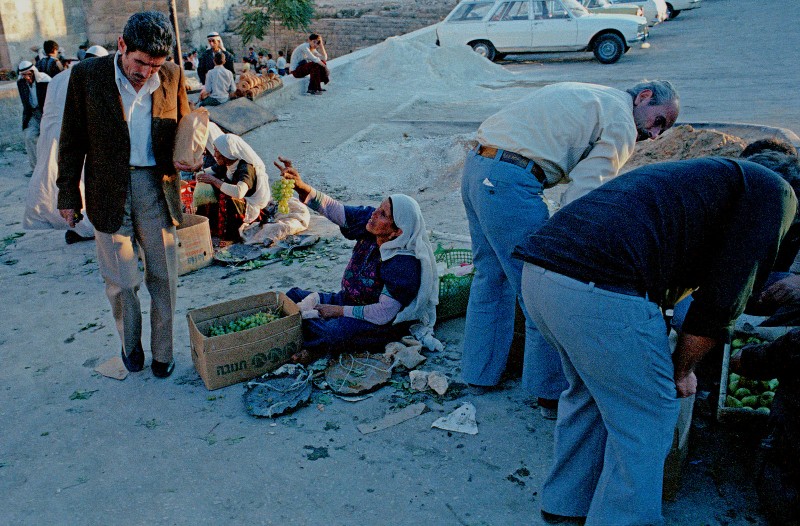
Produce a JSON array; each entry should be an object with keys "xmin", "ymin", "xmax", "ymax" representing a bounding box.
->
[
  {"xmin": 176, "ymin": 214, "xmax": 213, "ymax": 276},
  {"xmin": 187, "ymin": 291, "xmax": 302, "ymax": 390}
]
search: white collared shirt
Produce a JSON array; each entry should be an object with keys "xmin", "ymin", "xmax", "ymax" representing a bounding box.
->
[{"xmin": 113, "ymin": 52, "xmax": 160, "ymax": 166}]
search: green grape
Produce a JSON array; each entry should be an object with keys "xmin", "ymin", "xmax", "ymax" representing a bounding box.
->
[{"xmin": 272, "ymin": 177, "xmax": 295, "ymax": 214}]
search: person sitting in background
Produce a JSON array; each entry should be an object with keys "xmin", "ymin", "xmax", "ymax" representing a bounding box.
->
[
  {"xmin": 273, "ymin": 157, "xmax": 439, "ymax": 365},
  {"xmin": 198, "ymin": 52, "xmax": 235, "ymax": 107},
  {"xmin": 266, "ymin": 53, "xmax": 277, "ymax": 72},
  {"xmin": 255, "ymin": 52, "xmax": 267, "ymax": 73},
  {"xmin": 244, "ymin": 47, "xmax": 257, "ymax": 66},
  {"xmin": 195, "ymin": 133, "xmax": 270, "ymax": 242},
  {"xmin": 182, "ymin": 53, "xmax": 194, "ymax": 70},
  {"xmin": 276, "ymin": 50, "xmax": 287, "ymax": 76},
  {"xmin": 290, "ymin": 34, "xmax": 329, "ymax": 95}
]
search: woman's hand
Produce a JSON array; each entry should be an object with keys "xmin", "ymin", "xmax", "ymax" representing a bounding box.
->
[
  {"xmin": 196, "ymin": 172, "xmax": 221, "ymax": 188},
  {"xmin": 274, "ymin": 157, "xmax": 313, "ymax": 201},
  {"xmin": 315, "ymin": 304, "xmax": 343, "ymax": 319}
]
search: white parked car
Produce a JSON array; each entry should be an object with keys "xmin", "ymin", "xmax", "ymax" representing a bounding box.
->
[
  {"xmin": 607, "ymin": 0, "xmax": 668, "ymax": 26},
  {"xmin": 436, "ymin": 0, "xmax": 648, "ymax": 64},
  {"xmin": 663, "ymin": 0, "xmax": 701, "ymax": 19}
]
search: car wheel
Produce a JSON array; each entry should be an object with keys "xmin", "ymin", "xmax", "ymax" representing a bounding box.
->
[
  {"xmin": 593, "ymin": 33, "xmax": 624, "ymax": 64},
  {"xmin": 469, "ymin": 40, "xmax": 496, "ymax": 62},
  {"xmin": 666, "ymin": 4, "xmax": 681, "ymax": 18}
]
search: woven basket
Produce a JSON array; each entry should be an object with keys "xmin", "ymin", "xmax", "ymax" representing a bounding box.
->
[{"xmin": 435, "ymin": 247, "xmax": 474, "ymax": 320}]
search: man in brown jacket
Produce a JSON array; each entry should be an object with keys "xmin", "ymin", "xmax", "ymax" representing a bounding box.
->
[{"xmin": 57, "ymin": 11, "xmax": 191, "ymax": 378}]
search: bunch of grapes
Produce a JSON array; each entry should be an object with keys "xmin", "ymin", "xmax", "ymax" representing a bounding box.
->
[
  {"xmin": 272, "ymin": 177, "xmax": 295, "ymax": 214},
  {"xmin": 207, "ymin": 310, "xmax": 282, "ymax": 336}
]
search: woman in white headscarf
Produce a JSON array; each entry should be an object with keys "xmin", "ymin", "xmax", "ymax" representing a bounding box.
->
[
  {"xmin": 195, "ymin": 133, "xmax": 271, "ymax": 241},
  {"xmin": 274, "ymin": 157, "xmax": 440, "ymax": 364}
]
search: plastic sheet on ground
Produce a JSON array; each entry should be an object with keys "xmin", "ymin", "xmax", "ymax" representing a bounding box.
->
[
  {"xmin": 431, "ymin": 402, "xmax": 478, "ymax": 435},
  {"xmin": 243, "ymin": 364, "xmax": 312, "ymax": 418},
  {"xmin": 325, "ymin": 353, "xmax": 393, "ymax": 395}
]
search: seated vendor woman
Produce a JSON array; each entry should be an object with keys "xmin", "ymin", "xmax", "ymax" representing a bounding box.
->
[
  {"xmin": 195, "ymin": 133, "xmax": 271, "ymax": 242},
  {"xmin": 273, "ymin": 157, "xmax": 439, "ymax": 364}
]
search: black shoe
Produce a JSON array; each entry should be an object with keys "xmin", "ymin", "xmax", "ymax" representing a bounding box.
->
[
  {"xmin": 306, "ymin": 89, "xmax": 321, "ymax": 95},
  {"xmin": 121, "ymin": 342, "xmax": 144, "ymax": 373},
  {"xmin": 151, "ymin": 359, "xmax": 175, "ymax": 378},
  {"xmin": 65, "ymin": 230, "xmax": 95, "ymax": 245},
  {"xmin": 541, "ymin": 510, "xmax": 586, "ymax": 524}
]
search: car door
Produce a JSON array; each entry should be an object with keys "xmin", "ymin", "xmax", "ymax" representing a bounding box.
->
[
  {"xmin": 531, "ymin": 0, "xmax": 578, "ymax": 49},
  {"xmin": 485, "ymin": 1, "xmax": 533, "ymax": 51}
]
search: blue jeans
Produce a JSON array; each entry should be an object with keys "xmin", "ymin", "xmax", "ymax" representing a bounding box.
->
[
  {"xmin": 522, "ymin": 264, "xmax": 678, "ymax": 525},
  {"xmin": 460, "ymin": 149, "xmax": 568, "ymax": 398},
  {"xmin": 287, "ymin": 287, "xmax": 407, "ymax": 354}
]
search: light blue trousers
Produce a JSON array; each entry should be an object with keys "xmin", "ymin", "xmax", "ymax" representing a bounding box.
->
[
  {"xmin": 461, "ymin": 149, "xmax": 568, "ymax": 399},
  {"xmin": 521, "ymin": 264, "xmax": 679, "ymax": 525}
]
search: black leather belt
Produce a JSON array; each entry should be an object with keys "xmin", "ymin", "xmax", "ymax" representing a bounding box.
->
[
  {"xmin": 477, "ymin": 145, "xmax": 546, "ymax": 185},
  {"xmin": 589, "ymin": 281, "xmax": 646, "ymax": 298}
]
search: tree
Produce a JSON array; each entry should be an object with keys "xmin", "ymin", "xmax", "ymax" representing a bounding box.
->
[{"xmin": 236, "ymin": 0, "xmax": 315, "ymax": 51}]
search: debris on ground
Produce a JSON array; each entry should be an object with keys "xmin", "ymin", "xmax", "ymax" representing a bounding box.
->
[
  {"xmin": 325, "ymin": 353, "xmax": 393, "ymax": 394},
  {"xmin": 624, "ymin": 124, "xmax": 748, "ymax": 171},
  {"xmin": 431, "ymin": 402, "xmax": 478, "ymax": 435},
  {"xmin": 357, "ymin": 402, "xmax": 427, "ymax": 434},
  {"xmin": 94, "ymin": 356, "xmax": 129, "ymax": 380},
  {"xmin": 243, "ymin": 364, "xmax": 313, "ymax": 417}
]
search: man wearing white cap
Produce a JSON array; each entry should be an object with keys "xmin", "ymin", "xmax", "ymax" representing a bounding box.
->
[
  {"xmin": 24, "ymin": 46, "xmax": 108, "ymax": 244},
  {"xmin": 197, "ymin": 31, "xmax": 234, "ymax": 84},
  {"xmin": 16, "ymin": 61, "xmax": 51, "ymax": 172}
]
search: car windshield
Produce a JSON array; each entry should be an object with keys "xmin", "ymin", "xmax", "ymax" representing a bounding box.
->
[
  {"xmin": 584, "ymin": 0, "xmax": 612, "ymax": 7},
  {"xmin": 561, "ymin": 0, "xmax": 589, "ymax": 16},
  {"xmin": 448, "ymin": 1, "xmax": 496, "ymax": 21}
]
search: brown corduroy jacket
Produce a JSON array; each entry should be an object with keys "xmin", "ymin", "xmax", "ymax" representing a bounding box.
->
[{"xmin": 56, "ymin": 55, "xmax": 190, "ymax": 234}]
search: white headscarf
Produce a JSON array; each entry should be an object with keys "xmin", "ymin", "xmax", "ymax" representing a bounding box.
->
[
  {"xmin": 206, "ymin": 32, "xmax": 227, "ymax": 51},
  {"xmin": 213, "ymin": 133, "xmax": 271, "ymax": 223},
  {"xmin": 380, "ymin": 194, "xmax": 440, "ymax": 342},
  {"xmin": 18, "ymin": 61, "xmax": 50, "ymax": 84}
]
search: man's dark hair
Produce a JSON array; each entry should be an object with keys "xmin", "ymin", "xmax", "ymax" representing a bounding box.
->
[
  {"xmin": 122, "ymin": 11, "xmax": 175, "ymax": 57},
  {"xmin": 309, "ymin": 33, "xmax": 320, "ymax": 41},
  {"xmin": 746, "ymin": 151, "xmax": 800, "ymax": 201},
  {"xmin": 44, "ymin": 40, "xmax": 59, "ymax": 55},
  {"xmin": 79, "ymin": 44, "xmax": 87, "ymax": 50},
  {"xmin": 267, "ymin": 53, "xmax": 272, "ymax": 59},
  {"xmin": 213, "ymin": 52, "xmax": 225, "ymax": 66},
  {"xmin": 742, "ymin": 139, "xmax": 798, "ymax": 159},
  {"xmin": 278, "ymin": 50, "xmax": 284, "ymax": 56}
]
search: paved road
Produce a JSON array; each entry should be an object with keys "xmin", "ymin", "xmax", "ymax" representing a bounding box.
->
[{"xmin": 501, "ymin": 0, "xmax": 800, "ymax": 137}]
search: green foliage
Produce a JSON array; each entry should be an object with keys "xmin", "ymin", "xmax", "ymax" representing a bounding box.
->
[{"xmin": 236, "ymin": 0, "xmax": 315, "ymax": 45}]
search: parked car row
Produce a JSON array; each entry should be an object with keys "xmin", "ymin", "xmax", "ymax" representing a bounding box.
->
[{"xmin": 435, "ymin": 0, "xmax": 700, "ymax": 64}]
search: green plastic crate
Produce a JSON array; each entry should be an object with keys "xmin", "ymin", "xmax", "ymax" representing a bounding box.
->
[{"xmin": 435, "ymin": 247, "xmax": 474, "ymax": 320}]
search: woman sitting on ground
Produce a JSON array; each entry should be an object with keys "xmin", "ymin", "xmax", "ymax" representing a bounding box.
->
[
  {"xmin": 273, "ymin": 157, "xmax": 439, "ymax": 364},
  {"xmin": 195, "ymin": 133, "xmax": 270, "ymax": 242}
]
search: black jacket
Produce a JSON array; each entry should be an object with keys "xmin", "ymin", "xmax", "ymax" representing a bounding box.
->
[
  {"xmin": 17, "ymin": 78, "xmax": 49, "ymax": 130},
  {"xmin": 197, "ymin": 49, "xmax": 235, "ymax": 84}
]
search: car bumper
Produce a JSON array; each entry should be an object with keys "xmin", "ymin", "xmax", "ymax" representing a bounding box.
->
[{"xmin": 629, "ymin": 25, "xmax": 648, "ymax": 44}]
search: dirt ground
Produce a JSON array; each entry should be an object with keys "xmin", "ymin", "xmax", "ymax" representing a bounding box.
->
[{"xmin": 1, "ymin": 0, "xmax": 798, "ymax": 524}]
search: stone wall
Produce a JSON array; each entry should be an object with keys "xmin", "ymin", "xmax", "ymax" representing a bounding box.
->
[{"xmin": 223, "ymin": 1, "xmax": 456, "ymax": 59}]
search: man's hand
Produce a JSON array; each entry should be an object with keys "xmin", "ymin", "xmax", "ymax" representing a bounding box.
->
[
  {"xmin": 174, "ymin": 160, "xmax": 197, "ymax": 172},
  {"xmin": 758, "ymin": 274, "xmax": 800, "ymax": 306},
  {"xmin": 675, "ymin": 371, "xmax": 697, "ymax": 398},
  {"xmin": 315, "ymin": 304, "xmax": 343, "ymax": 319},
  {"xmin": 60, "ymin": 209, "xmax": 77, "ymax": 228}
]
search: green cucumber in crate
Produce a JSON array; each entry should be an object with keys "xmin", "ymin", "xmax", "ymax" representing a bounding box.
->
[{"xmin": 724, "ymin": 335, "xmax": 779, "ymax": 414}]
